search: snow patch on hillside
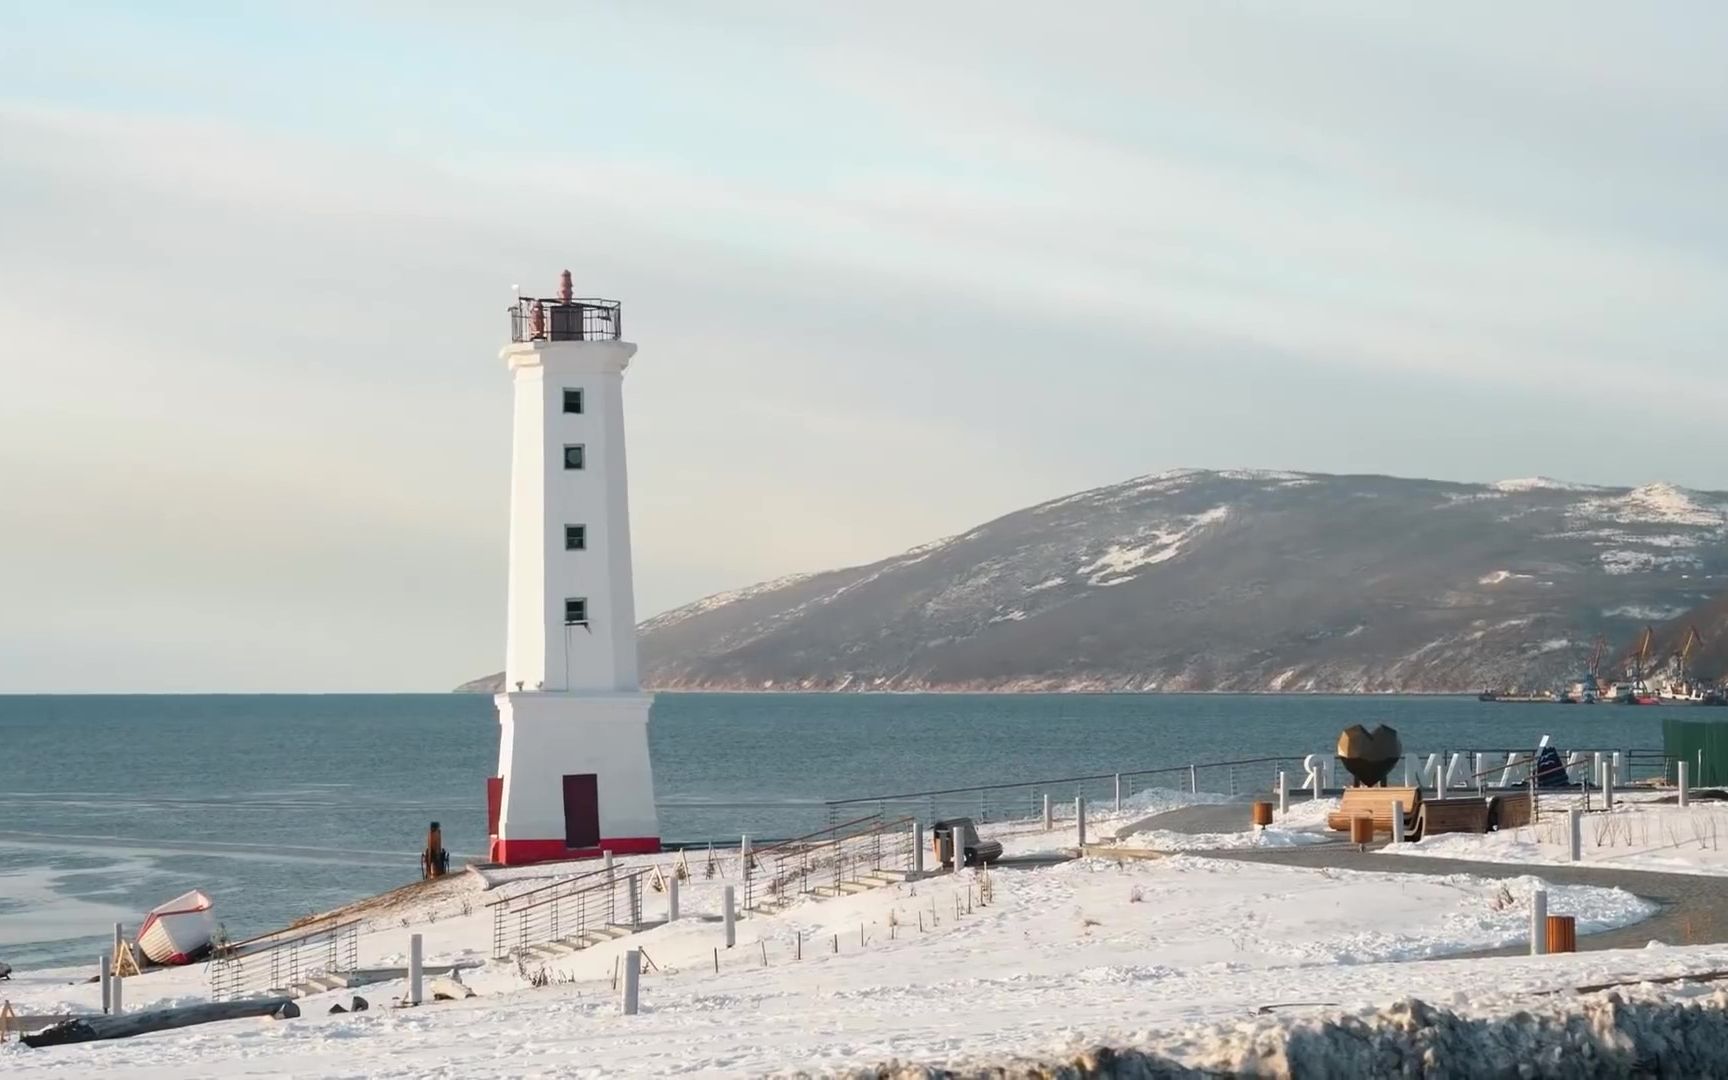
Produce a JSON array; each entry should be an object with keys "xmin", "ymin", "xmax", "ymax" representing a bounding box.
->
[
  {"xmin": 1577, "ymin": 483, "xmax": 1726, "ymax": 528},
  {"xmin": 1603, "ymin": 604, "xmax": 1691, "ymax": 621},
  {"xmin": 1078, "ymin": 506, "xmax": 1230, "ymax": 586},
  {"xmin": 640, "ymin": 571, "xmax": 821, "ymax": 631},
  {"xmin": 1602, "ymin": 550, "xmax": 1702, "ymax": 575},
  {"xmin": 1491, "ymin": 476, "xmax": 1607, "ymax": 493},
  {"xmin": 1215, "ymin": 468, "xmax": 1315, "ymax": 486}
]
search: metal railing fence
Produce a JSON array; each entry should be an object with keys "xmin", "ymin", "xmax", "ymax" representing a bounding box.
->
[
  {"xmin": 744, "ymin": 813, "xmax": 915, "ymax": 913},
  {"xmin": 488, "ymin": 865, "xmax": 651, "ymax": 960},
  {"xmin": 208, "ymin": 918, "xmax": 360, "ymax": 1001}
]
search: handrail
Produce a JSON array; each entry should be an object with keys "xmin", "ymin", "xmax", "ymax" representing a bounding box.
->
[
  {"xmin": 774, "ymin": 814, "xmax": 913, "ymax": 860},
  {"xmin": 751, "ymin": 812, "xmax": 885, "ymax": 860},
  {"xmin": 506, "ymin": 865, "xmax": 653, "ymax": 919},
  {"xmin": 213, "ymin": 916, "xmax": 362, "ymax": 961},
  {"xmin": 483, "ymin": 861, "xmax": 617, "ymax": 909},
  {"xmin": 824, "ymin": 755, "xmax": 1300, "ymax": 807}
]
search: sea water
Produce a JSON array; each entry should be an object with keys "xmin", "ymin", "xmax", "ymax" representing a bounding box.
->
[{"xmin": 0, "ymin": 692, "xmax": 1657, "ymax": 968}]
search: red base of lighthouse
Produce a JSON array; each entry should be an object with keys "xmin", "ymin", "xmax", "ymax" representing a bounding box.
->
[{"xmin": 488, "ymin": 836, "xmax": 661, "ymax": 866}]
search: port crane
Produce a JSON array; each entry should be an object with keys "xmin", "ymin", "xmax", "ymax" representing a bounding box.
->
[
  {"xmin": 1586, "ymin": 634, "xmax": 1607, "ymax": 693},
  {"xmin": 1667, "ymin": 625, "xmax": 1703, "ymax": 687},
  {"xmin": 1629, "ymin": 625, "xmax": 1655, "ymax": 681}
]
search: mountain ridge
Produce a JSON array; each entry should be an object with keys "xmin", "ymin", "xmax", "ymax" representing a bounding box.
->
[{"xmin": 462, "ymin": 469, "xmax": 1728, "ymax": 694}]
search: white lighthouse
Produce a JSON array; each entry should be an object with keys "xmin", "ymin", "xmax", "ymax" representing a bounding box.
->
[{"xmin": 487, "ymin": 271, "xmax": 660, "ymax": 865}]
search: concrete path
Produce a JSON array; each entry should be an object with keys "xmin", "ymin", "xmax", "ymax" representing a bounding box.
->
[{"xmin": 1118, "ymin": 802, "xmax": 1728, "ymax": 953}]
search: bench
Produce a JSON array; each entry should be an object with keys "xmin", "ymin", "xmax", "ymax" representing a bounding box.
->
[
  {"xmin": 1488, "ymin": 791, "xmax": 1533, "ymax": 830},
  {"xmin": 1415, "ymin": 797, "xmax": 1491, "ymax": 838},
  {"xmin": 1326, "ymin": 786, "xmax": 1421, "ymax": 841}
]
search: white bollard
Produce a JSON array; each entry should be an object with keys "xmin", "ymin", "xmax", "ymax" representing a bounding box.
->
[
  {"xmin": 1323, "ymin": 756, "xmax": 1335, "ymax": 791},
  {"xmin": 1679, "ymin": 761, "xmax": 1690, "ymax": 809},
  {"xmin": 1592, "ymin": 752, "xmax": 1603, "ymax": 790},
  {"xmin": 603, "ymin": 850, "xmax": 615, "ymax": 877},
  {"xmin": 1602, "ymin": 760, "xmax": 1615, "ymax": 810},
  {"xmin": 1531, "ymin": 889, "xmax": 1548, "ymax": 956},
  {"xmin": 1076, "ymin": 796, "xmax": 1087, "ymax": 848},
  {"xmin": 723, "ymin": 885, "xmax": 736, "ymax": 948},
  {"xmin": 409, "ymin": 933, "xmax": 423, "ymax": 1006},
  {"xmin": 620, "ymin": 948, "xmax": 641, "ymax": 1015},
  {"xmin": 1567, "ymin": 808, "xmax": 1582, "ymax": 862},
  {"xmin": 110, "ymin": 965, "xmax": 123, "ymax": 1014},
  {"xmin": 741, "ymin": 834, "xmax": 751, "ymax": 879},
  {"xmin": 912, "ymin": 821, "xmax": 925, "ymax": 875},
  {"xmin": 100, "ymin": 951, "xmax": 112, "ymax": 1014},
  {"xmin": 628, "ymin": 875, "xmax": 642, "ymax": 929},
  {"xmin": 1391, "ymin": 801, "xmax": 1405, "ymax": 846},
  {"xmin": 1042, "ymin": 793, "xmax": 1052, "ymax": 832},
  {"xmin": 1312, "ymin": 767, "xmax": 1323, "ymax": 802},
  {"xmin": 1114, "ymin": 773, "xmax": 1123, "ymax": 815},
  {"xmin": 668, "ymin": 875, "xmax": 681, "ymax": 921},
  {"xmin": 1277, "ymin": 771, "xmax": 1288, "ymax": 817}
]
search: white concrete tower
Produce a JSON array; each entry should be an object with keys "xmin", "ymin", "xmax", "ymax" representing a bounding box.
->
[{"xmin": 487, "ymin": 272, "xmax": 659, "ymax": 865}]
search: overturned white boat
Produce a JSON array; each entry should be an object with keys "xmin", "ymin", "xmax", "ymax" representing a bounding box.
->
[{"xmin": 137, "ymin": 890, "xmax": 217, "ymax": 965}]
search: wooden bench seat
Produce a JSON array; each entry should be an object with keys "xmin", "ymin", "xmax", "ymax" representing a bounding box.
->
[
  {"xmin": 1415, "ymin": 797, "xmax": 1491, "ymax": 837},
  {"xmin": 1488, "ymin": 791, "xmax": 1533, "ymax": 830},
  {"xmin": 1325, "ymin": 786, "xmax": 1421, "ymax": 841}
]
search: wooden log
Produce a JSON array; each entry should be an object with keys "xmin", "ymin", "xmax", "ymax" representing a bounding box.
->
[{"xmin": 22, "ymin": 996, "xmax": 295, "ymax": 1048}]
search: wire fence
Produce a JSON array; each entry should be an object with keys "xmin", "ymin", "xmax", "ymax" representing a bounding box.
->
[
  {"xmin": 819, "ymin": 744, "xmax": 1673, "ymax": 837},
  {"xmin": 208, "ymin": 918, "xmax": 360, "ymax": 1001},
  {"xmin": 488, "ymin": 866, "xmax": 652, "ymax": 961},
  {"xmin": 821, "ymin": 756, "xmax": 1308, "ymax": 834},
  {"xmin": 743, "ymin": 813, "xmax": 917, "ymax": 914}
]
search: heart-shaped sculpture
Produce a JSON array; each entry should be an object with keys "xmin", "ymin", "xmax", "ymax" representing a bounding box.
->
[{"xmin": 1337, "ymin": 724, "xmax": 1403, "ymax": 786}]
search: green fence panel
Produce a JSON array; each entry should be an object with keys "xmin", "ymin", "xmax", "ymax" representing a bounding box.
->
[{"xmin": 1664, "ymin": 717, "xmax": 1728, "ymax": 787}]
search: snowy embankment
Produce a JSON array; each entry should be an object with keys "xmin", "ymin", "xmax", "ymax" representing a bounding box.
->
[
  {"xmin": 1387, "ymin": 797, "xmax": 1728, "ymax": 876},
  {"xmin": 0, "ymin": 838, "xmax": 1669, "ymax": 1078},
  {"xmin": 976, "ymin": 785, "xmax": 1331, "ymax": 857},
  {"xmin": 862, "ymin": 986, "xmax": 1728, "ymax": 1078},
  {"xmin": 1105, "ymin": 790, "xmax": 1337, "ymax": 852}
]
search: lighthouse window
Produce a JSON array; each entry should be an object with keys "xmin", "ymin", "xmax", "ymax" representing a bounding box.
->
[
  {"xmin": 564, "ymin": 598, "xmax": 589, "ymax": 626},
  {"xmin": 565, "ymin": 524, "xmax": 587, "ymax": 550},
  {"xmin": 562, "ymin": 388, "xmax": 584, "ymax": 414},
  {"xmin": 563, "ymin": 444, "xmax": 585, "ymax": 470}
]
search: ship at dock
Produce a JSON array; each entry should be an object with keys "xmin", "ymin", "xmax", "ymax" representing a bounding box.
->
[
  {"xmin": 1483, "ymin": 626, "xmax": 1727, "ymax": 706},
  {"xmin": 1603, "ymin": 624, "xmax": 1726, "ymax": 705}
]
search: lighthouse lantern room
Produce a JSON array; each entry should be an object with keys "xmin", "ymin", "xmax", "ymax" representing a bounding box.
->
[{"xmin": 487, "ymin": 271, "xmax": 660, "ymax": 864}]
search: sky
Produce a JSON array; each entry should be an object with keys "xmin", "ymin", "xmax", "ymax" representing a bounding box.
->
[{"xmin": 3, "ymin": 2, "xmax": 1728, "ymax": 692}]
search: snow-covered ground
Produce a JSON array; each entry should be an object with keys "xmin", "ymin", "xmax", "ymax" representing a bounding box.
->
[
  {"xmin": 1105, "ymin": 792, "xmax": 1337, "ymax": 852},
  {"xmin": 977, "ymin": 784, "xmax": 1237, "ymax": 857},
  {"xmin": 0, "ymin": 840, "xmax": 1672, "ymax": 1078},
  {"xmin": 1388, "ymin": 798, "xmax": 1728, "ymax": 876}
]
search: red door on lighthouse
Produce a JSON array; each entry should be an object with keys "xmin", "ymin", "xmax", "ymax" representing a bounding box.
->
[{"xmin": 562, "ymin": 773, "xmax": 600, "ymax": 850}]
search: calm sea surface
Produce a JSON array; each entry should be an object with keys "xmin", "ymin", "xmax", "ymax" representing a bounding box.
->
[{"xmin": 0, "ymin": 693, "xmax": 1661, "ymax": 968}]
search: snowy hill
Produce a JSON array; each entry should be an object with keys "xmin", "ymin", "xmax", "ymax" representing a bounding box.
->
[{"xmin": 465, "ymin": 469, "xmax": 1728, "ymax": 693}]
